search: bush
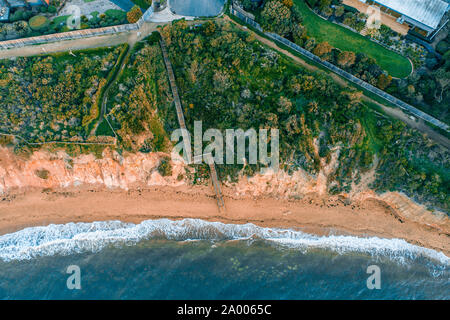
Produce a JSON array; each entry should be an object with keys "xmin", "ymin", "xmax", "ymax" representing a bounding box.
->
[
  {"xmin": 306, "ymin": 0, "xmax": 318, "ymax": 7},
  {"xmin": 157, "ymin": 157, "xmax": 172, "ymax": 176},
  {"xmin": 335, "ymin": 5, "xmax": 344, "ymax": 17},
  {"xmin": 126, "ymin": 5, "xmax": 142, "ymax": 23},
  {"xmin": 48, "ymin": 5, "xmax": 57, "ymax": 14},
  {"xmin": 436, "ymin": 41, "xmax": 449, "ymax": 55},
  {"xmin": 10, "ymin": 10, "xmax": 32, "ymax": 22},
  {"xmin": 35, "ymin": 169, "xmax": 50, "ymax": 180},
  {"xmin": 29, "ymin": 15, "xmax": 50, "ymax": 31},
  {"xmin": 105, "ymin": 9, "xmax": 126, "ymax": 23}
]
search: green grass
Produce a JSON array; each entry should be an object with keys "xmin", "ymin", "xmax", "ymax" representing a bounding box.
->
[
  {"xmin": 131, "ymin": 0, "xmax": 151, "ymax": 10},
  {"xmin": 229, "ymin": 13, "xmax": 404, "ymax": 111},
  {"xmin": 29, "ymin": 15, "xmax": 50, "ymax": 31},
  {"xmin": 105, "ymin": 9, "xmax": 127, "ymax": 20},
  {"xmin": 95, "ymin": 119, "xmax": 115, "ymax": 136},
  {"xmin": 51, "ymin": 15, "xmax": 70, "ymax": 26},
  {"xmin": 294, "ymin": 0, "xmax": 412, "ymax": 78},
  {"xmin": 361, "ymin": 102, "xmax": 385, "ymax": 154}
]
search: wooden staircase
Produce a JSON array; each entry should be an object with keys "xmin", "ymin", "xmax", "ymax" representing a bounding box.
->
[{"xmin": 159, "ymin": 36, "xmax": 225, "ymax": 213}]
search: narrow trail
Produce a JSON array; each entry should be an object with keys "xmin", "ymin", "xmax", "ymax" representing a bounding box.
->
[
  {"xmin": 92, "ymin": 44, "xmax": 132, "ymax": 136},
  {"xmin": 159, "ymin": 36, "xmax": 226, "ymax": 213}
]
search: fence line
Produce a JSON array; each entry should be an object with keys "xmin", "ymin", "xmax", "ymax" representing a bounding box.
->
[
  {"xmin": 0, "ymin": 132, "xmax": 116, "ymax": 146},
  {"xmin": 0, "ymin": 7, "xmax": 154, "ymax": 50},
  {"xmin": 230, "ymin": 6, "xmax": 449, "ymax": 132}
]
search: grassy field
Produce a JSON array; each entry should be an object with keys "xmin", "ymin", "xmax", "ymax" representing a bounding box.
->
[{"xmin": 295, "ymin": 0, "xmax": 412, "ymax": 78}]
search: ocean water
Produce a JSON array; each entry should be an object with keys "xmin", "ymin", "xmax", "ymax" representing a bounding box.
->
[
  {"xmin": 0, "ymin": 219, "xmax": 448, "ymax": 300},
  {"xmin": 170, "ymin": 0, "xmax": 225, "ymax": 17}
]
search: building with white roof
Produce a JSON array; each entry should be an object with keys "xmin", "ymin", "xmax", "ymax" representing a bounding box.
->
[{"xmin": 357, "ymin": 0, "xmax": 449, "ymax": 36}]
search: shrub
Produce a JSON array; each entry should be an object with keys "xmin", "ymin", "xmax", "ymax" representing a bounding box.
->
[
  {"xmin": 48, "ymin": 5, "xmax": 57, "ymax": 14},
  {"xmin": 127, "ymin": 5, "xmax": 143, "ymax": 23},
  {"xmin": 282, "ymin": 0, "xmax": 293, "ymax": 7},
  {"xmin": 436, "ymin": 41, "xmax": 449, "ymax": 55},
  {"xmin": 313, "ymin": 41, "xmax": 332, "ymax": 57},
  {"xmin": 29, "ymin": 15, "xmax": 50, "ymax": 31},
  {"xmin": 335, "ymin": 5, "xmax": 344, "ymax": 17},
  {"xmin": 13, "ymin": 21, "xmax": 30, "ymax": 36},
  {"xmin": 157, "ymin": 157, "xmax": 172, "ymax": 176},
  {"xmin": 35, "ymin": 169, "xmax": 50, "ymax": 180},
  {"xmin": 337, "ymin": 51, "xmax": 356, "ymax": 68},
  {"xmin": 377, "ymin": 73, "xmax": 392, "ymax": 90},
  {"xmin": 10, "ymin": 10, "xmax": 23, "ymax": 22}
]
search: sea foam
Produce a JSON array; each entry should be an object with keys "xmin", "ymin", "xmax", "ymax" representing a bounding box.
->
[{"xmin": 0, "ymin": 218, "xmax": 448, "ymax": 266}]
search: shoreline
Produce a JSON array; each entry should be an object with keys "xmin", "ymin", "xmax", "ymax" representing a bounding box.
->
[{"xmin": 1, "ymin": 184, "xmax": 449, "ymax": 257}]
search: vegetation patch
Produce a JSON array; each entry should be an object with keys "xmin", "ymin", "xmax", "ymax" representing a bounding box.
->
[
  {"xmin": 0, "ymin": 46, "xmax": 125, "ymax": 144},
  {"xmin": 105, "ymin": 33, "xmax": 174, "ymax": 153},
  {"xmin": 28, "ymin": 15, "xmax": 50, "ymax": 31},
  {"xmin": 35, "ymin": 169, "xmax": 50, "ymax": 180},
  {"xmin": 131, "ymin": 0, "xmax": 152, "ymax": 10},
  {"xmin": 158, "ymin": 156, "xmax": 173, "ymax": 177},
  {"xmin": 161, "ymin": 19, "xmax": 449, "ymax": 213}
]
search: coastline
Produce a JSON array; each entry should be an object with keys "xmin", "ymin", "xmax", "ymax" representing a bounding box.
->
[
  {"xmin": 1, "ymin": 184, "xmax": 449, "ymax": 257},
  {"xmin": 0, "ymin": 146, "xmax": 448, "ymax": 258}
]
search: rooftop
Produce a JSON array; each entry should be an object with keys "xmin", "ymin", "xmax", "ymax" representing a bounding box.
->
[
  {"xmin": 0, "ymin": 7, "xmax": 9, "ymax": 22},
  {"xmin": 0, "ymin": 0, "xmax": 9, "ymax": 21},
  {"xmin": 372, "ymin": 0, "xmax": 449, "ymax": 29},
  {"xmin": 6, "ymin": 0, "xmax": 27, "ymax": 8}
]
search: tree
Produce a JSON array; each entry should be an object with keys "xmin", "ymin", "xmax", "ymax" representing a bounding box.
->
[
  {"xmin": 322, "ymin": 6, "xmax": 333, "ymax": 17},
  {"xmin": 13, "ymin": 21, "xmax": 30, "ymax": 36},
  {"xmin": 204, "ymin": 21, "xmax": 216, "ymax": 36},
  {"xmin": 282, "ymin": 0, "xmax": 293, "ymax": 8},
  {"xmin": 377, "ymin": 73, "xmax": 392, "ymax": 90},
  {"xmin": 337, "ymin": 51, "xmax": 356, "ymax": 68},
  {"xmin": 158, "ymin": 157, "xmax": 172, "ymax": 176},
  {"xmin": 433, "ymin": 68, "xmax": 450, "ymax": 102},
  {"xmin": 313, "ymin": 42, "xmax": 332, "ymax": 57},
  {"xmin": 261, "ymin": 0, "xmax": 292, "ymax": 36},
  {"xmin": 292, "ymin": 23, "xmax": 306, "ymax": 44},
  {"xmin": 319, "ymin": 0, "xmax": 331, "ymax": 11},
  {"xmin": 335, "ymin": 5, "xmax": 345, "ymax": 17},
  {"xmin": 127, "ymin": 5, "xmax": 143, "ymax": 24}
]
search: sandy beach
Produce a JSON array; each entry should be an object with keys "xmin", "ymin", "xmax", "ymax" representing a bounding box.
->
[
  {"xmin": 0, "ymin": 146, "xmax": 448, "ymax": 257},
  {"xmin": 1, "ymin": 184, "xmax": 449, "ymax": 256}
]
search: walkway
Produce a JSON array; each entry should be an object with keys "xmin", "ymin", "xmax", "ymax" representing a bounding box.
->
[{"xmin": 159, "ymin": 36, "xmax": 225, "ymax": 212}]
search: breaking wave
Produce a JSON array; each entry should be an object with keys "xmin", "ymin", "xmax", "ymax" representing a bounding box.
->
[{"xmin": 0, "ymin": 219, "xmax": 448, "ymax": 266}]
